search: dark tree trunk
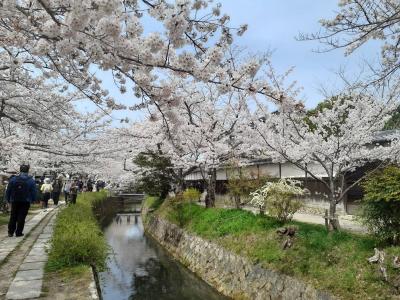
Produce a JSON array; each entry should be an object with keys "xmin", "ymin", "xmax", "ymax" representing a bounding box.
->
[
  {"xmin": 176, "ymin": 168, "xmax": 185, "ymax": 193},
  {"xmin": 234, "ymin": 196, "xmax": 241, "ymax": 209},
  {"xmin": 328, "ymin": 180, "xmax": 340, "ymax": 231},
  {"xmin": 160, "ymin": 188, "xmax": 169, "ymax": 200},
  {"xmin": 205, "ymin": 168, "xmax": 216, "ymax": 208}
]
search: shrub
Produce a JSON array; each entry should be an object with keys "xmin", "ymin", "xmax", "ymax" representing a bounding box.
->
[
  {"xmin": 0, "ymin": 185, "xmax": 7, "ymax": 213},
  {"xmin": 361, "ymin": 166, "xmax": 400, "ymax": 245},
  {"xmin": 250, "ymin": 179, "xmax": 306, "ymax": 223},
  {"xmin": 47, "ymin": 192, "xmax": 109, "ymax": 270},
  {"xmin": 169, "ymin": 193, "xmax": 188, "ymax": 227},
  {"xmin": 225, "ymin": 164, "xmax": 269, "ymax": 208},
  {"xmin": 148, "ymin": 196, "xmax": 164, "ymax": 210},
  {"xmin": 182, "ymin": 188, "xmax": 201, "ymax": 202}
]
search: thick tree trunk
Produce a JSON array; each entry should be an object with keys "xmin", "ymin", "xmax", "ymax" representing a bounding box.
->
[
  {"xmin": 234, "ymin": 196, "xmax": 241, "ymax": 209},
  {"xmin": 205, "ymin": 168, "xmax": 216, "ymax": 208},
  {"xmin": 160, "ymin": 188, "xmax": 169, "ymax": 200},
  {"xmin": 328, "ymin": 189, "xmax": 340, "ymax": 231},
  {"xmin": 175, "ymin": 168, "xmax": 185, "ymax": 193}
]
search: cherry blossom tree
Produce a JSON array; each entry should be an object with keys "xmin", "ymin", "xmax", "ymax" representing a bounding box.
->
[
  {"xmin": 0, "ymin": 50, "xmax": 73, "ymax": 169},
  {"xmin": 302, "ymin": 0, "xmax": 400, "ymax": 85},
  {"xmin": 0, "ymin": 109, "xmax": 112, "ymax": 174},
  {"xmin": 146, "ymin": 83, "xmax": 250, "ymax": 206},
  {"xmin": 108, "ymin": 78, "xmax": 250, "ymax": 206},
  {"xmin": 0, "ymin": 48, "xmax": 113, "ymax": 174},
  {"xmin": 0, "ymin": 0, "xmax": 282, "ymax": 117},
  {"xmin": 246, "ymin": 91, "xmax": 400, "ymax": 230},
  {"xmin": 0, "ymin": 0, "xmax": 289, "ymax": 185}
]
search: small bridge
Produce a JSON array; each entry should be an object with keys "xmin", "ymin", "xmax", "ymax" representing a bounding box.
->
[{"xmin": 110, "ymin": 193, "xmax": 145, "ymax": 213}]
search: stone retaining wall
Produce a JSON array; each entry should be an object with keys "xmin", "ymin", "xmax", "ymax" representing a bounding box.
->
[{"xmin": 144, "ymin": 214, "xmax": 336, "ymax": 300}]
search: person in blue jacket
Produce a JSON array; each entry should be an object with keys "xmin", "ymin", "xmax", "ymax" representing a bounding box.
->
[{"xmin": 6, "ymin": 165, "xmax": 37, "ymax": 237}]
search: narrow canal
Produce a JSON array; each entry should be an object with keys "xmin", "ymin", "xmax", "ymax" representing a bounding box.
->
[{"xmin": 99, "ymin": 214, "xmax": 228, "ymax": 300}]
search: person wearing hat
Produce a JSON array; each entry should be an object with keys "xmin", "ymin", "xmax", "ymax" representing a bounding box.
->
[
  {"xmin": 40, "ymin": 178, "xmax": 53, "ymax": 209},
  {"xmin": 5, "ymin": 165, "xmax": 37, "ymax": 237}
]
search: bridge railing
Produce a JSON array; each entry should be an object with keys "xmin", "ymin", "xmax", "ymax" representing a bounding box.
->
[{"xmin": 109, "ymin": 193, "xmax": 145, "ymax": 213}]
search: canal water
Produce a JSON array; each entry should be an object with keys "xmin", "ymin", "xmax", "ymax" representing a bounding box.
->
[{"xmin": 99, "ymin": 214, "xmax": 228, "ymax": 300}]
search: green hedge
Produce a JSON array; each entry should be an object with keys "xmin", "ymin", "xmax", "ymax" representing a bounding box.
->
[{"xmin": 47, "ymin": 191, "xmax": 109, "ymax": 271}]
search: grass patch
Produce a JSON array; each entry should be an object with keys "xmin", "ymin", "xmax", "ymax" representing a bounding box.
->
[
  {"xmin": 142, "ymin": 196, "xmax": 163, "ymax": 224},
  {"xmin": 45, "ymin": 264, "xmax": 88, "ymax": 278},
  {"xmin": 42, "ymin": 265, "xmax": 95, "ymax": 298},
  {"xmin": 155, "ymin": 201, "xmax": 400, "ymax": 299},
  {"xmin": 143, "ymin": 195, "xmax": 163, "ymax": 210},
  {"xmin": 47, "ymin": 191, "xmax": 109, "ymax": 271}
]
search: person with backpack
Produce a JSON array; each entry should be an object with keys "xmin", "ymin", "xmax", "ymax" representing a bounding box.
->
[
  {"xmin": 6, "ymin": 165, "xmax": 37, "ymax": 237},
  {"xmin": 40, "ymin": 178, "xmax": 53, "ymax": 209}
]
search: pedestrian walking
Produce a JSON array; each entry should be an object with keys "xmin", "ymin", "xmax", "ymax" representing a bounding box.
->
[
  {"xmin": 52, "ymin": 176, "xmax": 62, "ymax": 205},
  {"xmin": 69, "ymin": 178, "xmax": 79, "ymax": 204},
  {"xmin": 62, "ymin": 180, "xmax": 71, "ymax": 204},
  {"xmin": 87, "ymin": 179, "xmax": 93, "ymax": 192},
  {"xmin": 6, "ymin": 165, "xmax": 37, "ymax": 237},
  {"xmin": 40, "ymin": 178, "xmax": 53, "ymax": 209},
  {"xmin": 78, "ymin": 179, "xmax": 83, "ymax": 192},
  {"xmin": 96, "ymin": 180, "xmax": 105, "ymax": 191}
]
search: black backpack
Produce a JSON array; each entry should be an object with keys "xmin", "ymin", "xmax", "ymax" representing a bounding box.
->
[{"xmin": 12, "ymin": 177, "xmax": 29, "ymax": 202}]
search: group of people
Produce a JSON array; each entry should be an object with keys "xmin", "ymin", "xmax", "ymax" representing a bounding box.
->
[
  {"xmin": 35, "ymin": 175, "xmax": 79, "ymax": 208},
  {"xmin": 61, "ymin": 178, "xmax": 80, "ymax": 205},
  {"xmin": 3, "ymin": 164, "xmax": 105, "ymax": 238},
  {"xmin": 36, "ymin": 176, "xmax": 105, "ymax": 207},
  {"xmin": 39, "ymin": 176, "xmax": 62, "ymax": 209}
]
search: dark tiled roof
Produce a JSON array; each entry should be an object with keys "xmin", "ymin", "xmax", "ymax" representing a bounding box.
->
[{"xmin": 372, "ymin": 130, "xmax": 400, "ymax": 143}]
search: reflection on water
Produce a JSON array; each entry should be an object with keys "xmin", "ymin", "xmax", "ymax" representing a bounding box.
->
[{"xmin": 99, "ymin": 214, "xmax": 228, "ymax": 300}]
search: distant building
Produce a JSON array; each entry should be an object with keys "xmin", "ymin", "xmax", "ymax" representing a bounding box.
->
[{"xmin": 184, "ymin": 130, "xmax": 399, "ymax": 215}]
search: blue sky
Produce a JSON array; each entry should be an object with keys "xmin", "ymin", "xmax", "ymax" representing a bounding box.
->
[
  {"xmin": 88, "ymin": 0, "xmax": 380, "ymax": 123},
  {"xmin": 220, "ymin": 0, "xmax": 379, "ymax": 107}
]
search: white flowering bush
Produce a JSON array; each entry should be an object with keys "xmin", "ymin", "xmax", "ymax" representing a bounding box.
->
[{"xmin": 250, "ymin": 179, "xmax": 307, "ymax": 223}]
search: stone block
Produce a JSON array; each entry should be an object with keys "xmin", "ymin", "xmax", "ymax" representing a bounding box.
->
[
  {"xmin": 19, "ymin": 261, "xmax": 46, "ymax": 271},
  {"xmin": 14, "ymin": 269, "xmax": 44, "ymax": 281},
  {"xmin": 0, "ymin": 248, "xmax": 11, "ymax": 254},
  {"xmin": 23, "ymin": 255, "xmax": 47, "ymax": 263},
  {"xmin": 6, "ymin": 279, "xmax": 42, "ymax": 299},
  {"xmin": 29, "ymin": 247, "xmax": 47, "ymax": 256},
  {"xmin": 38, "ymin": 233, "xmax": 52, "ymax": 239},
  {"xmin": 0, "ymin": 240, "xmax": 19, "ymax": 247},
  {"xmin": 0, "ymin": 253, "xmax": 8, "ymax": 262},
  {"xmin": 32, "ymin": 244, "xmax": 47, "ymax": 250}
]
